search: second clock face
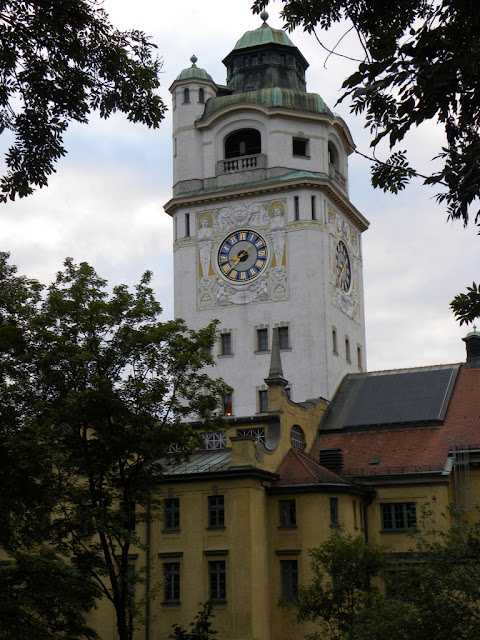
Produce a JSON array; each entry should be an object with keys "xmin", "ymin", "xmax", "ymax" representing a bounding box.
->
[
  {"xmin": 218, "ymin": 230, "xmax": 268, "ymax": 282},
  {"xmin": 336, "ymin": 240, "xmax": 351, "ymax": 292}
]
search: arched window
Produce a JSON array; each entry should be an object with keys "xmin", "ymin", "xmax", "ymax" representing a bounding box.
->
[
  {"xmin": 328, "ymin": 141, "xmax": 339, "ymax": 168},
  {"xmin": 290, "ymin": 425, "xmax": 306, "ymax": 451},
  {"xmin": 183, "ymin": 88, "xmax": 190, "ymax": 103},
  {"xmin": 224, "ymin": 129, "xmax": 261, "ymax": 159},
  {"xmin": 198, "ymin": 88, "xmax": 205, "ymax": 103}
]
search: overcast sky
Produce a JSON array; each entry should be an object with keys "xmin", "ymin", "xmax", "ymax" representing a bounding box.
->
[{"xmin": 1, "ymin": 0, "xmax": 478, "ymax": 372}]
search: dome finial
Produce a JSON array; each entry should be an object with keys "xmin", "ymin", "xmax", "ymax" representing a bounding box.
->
[
  {"xmin": 260, "ymin": 10, "xmax": 269, "ymax": 23},
  {"xmin": 190, "ymin": 54, "xmax": 198, "ymax": 67}
]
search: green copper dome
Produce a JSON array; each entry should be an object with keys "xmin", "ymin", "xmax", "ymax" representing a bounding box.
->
[
  {"xmin": 233, "ymin": 23, "xmax": 296, "ymax": 51},
  {"xmin": 200, "ymin": 87, "xmax": 333, "ymax": 120},
  {"xmin": 175, "ymin": 55, "xmax": 214, "ymax": 82}
]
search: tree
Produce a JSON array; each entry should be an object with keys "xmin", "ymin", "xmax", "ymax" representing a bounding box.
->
[
  {"xmin": 169, "ymin": 601, "xmax": 218, "ymax": 640},
  {"xmin": 288, "ymin": 528, "xmax": 406, "ymax": 640},
  {"xmin": 0, "ymin": 254, "xmax": 229, "ymax": 640},
  {"xmin": 253, "ymin": 0, "xmax": 480, "ymax": 324},
  {"xmin": 394, "ymin": 505, "xmax": 480, "ymax": 640},
  {"xmin": 253, "ymin": 0, "xmax": 480, "ymax": 228},
  {"xmin": 0, "ymin": 0, "xmax": 165, "ymax": 202}
]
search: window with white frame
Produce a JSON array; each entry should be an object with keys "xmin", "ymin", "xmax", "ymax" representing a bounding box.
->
[{"xmin": 202, "ymin": 432, "xmax": 227, "ymax": 450}]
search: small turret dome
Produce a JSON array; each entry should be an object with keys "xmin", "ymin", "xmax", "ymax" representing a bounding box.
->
[{"xmin": 175, "ymin": 55, "xmax": 214, "ymax": 82}]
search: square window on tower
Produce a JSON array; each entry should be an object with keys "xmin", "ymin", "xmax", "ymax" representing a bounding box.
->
[
  {"xmin": 257, "ymin": 328, "xmax": 269, "ymax": 352},
  {"xmin": 278, "ymin": 326, "xmax": 289, "ymax": 350},
  {"xmin": 220, "ymin": 332, "xmax": 232, "ymax": 356},
  {"xmin": 292, "ymin": 137, "xmax": 309, "ymax": 157}
]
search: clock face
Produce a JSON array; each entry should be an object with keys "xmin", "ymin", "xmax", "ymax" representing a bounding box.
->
[
  {"xmin": 336, "ymin": 240, "xmax": 351, "ymax": 292},
  {"xmin": 217, "ymin": 230, "xmax": 268, "ymax": 282}
]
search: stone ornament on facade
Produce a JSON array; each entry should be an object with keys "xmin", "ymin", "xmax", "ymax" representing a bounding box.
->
[
  {"xmin": 197, "ymin": 214, "xmax": 214, "ymax": 277},
  {"xmin": 268, "ymin": 202, "xmax": 286, "ymax": 269},
  {"xmin": 196, "ymin": 198, "xmax": 289, "ymax": 309}
]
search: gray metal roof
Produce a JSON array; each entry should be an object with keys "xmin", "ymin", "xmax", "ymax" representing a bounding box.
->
[
  {"xmin": 321, "ymin": 364, "xmax": 460, "ymax": 430},
  {"xmin": 163, "ymin": 449, "xmax": 232, "ymax": 475}
]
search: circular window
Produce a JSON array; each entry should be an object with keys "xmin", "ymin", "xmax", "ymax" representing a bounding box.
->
[{"xmin": 290, "ymin": 425, "xmax": 306, "ymax": 451}]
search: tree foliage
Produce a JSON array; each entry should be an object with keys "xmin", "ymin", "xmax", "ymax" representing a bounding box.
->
[
  {"xmin": 169, "ymin": 601, "xmax": 218, "ymax": 640},
  {"xmin": 0, "ymin": 0, "xmax": 165, "ymax": 202},
  {"xmin": 0, "ymin": 254, "xmax": 229, "ymax": 640},
  {"xmin": 450, "ymin": 282, "xmax": 480, "ymax": 325},
  {"xmin": 289, "ymin": 514, "xmax": 480, "ymax": 640},
  {"xmin": 252, "ymin": 0, "xmax": 480, "ymax": 226},
  {"xmin": 289, "ymin": 528, "xmax": 401, "ymax": 640}
]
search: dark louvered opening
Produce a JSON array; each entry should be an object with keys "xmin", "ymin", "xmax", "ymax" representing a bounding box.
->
[{"xmin": 319, "ymin": 449, "xmax": 343, "ymax": 472}]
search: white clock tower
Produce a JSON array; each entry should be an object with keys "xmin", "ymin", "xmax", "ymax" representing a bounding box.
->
[{"xmin": 164, "ymin": 13, "xmax": 369, "ymax": 418}]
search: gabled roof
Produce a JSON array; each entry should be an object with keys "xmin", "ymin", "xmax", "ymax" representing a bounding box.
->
[
  {"xmin": 312, "ymin": 364, "xmax": 480, "ymax": 477},
  {"xmin": 272, "ymin": 447, "xmax": 353, "ymax": 488}
]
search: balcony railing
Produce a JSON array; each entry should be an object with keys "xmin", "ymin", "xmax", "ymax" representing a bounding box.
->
[
  {"xmin": 217, "ymin": 153, "xmax": 266, "ymax": 175},
  {"xmin": 329, "ymin": 163, "xmax": 347, "ymax": 189}
]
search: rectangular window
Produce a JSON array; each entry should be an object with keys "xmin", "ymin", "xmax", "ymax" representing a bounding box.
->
[
  {"xmin": 292, "ymin": 137, "xmax": 309, "ymax": 156},
  {"xmin": 208, "ymin": 495, "xmax": 225, "ymax": 528},
  {"xmin": 222, "ymin": 394, "xmax": 233, "ymax": 416},
  {"xmin": 278, "ymin": 326, "xmax": 289, "ymax": 349},
  {"xmin": 198, "ymin": 87, "xmax": 205, "ymax": 103},
  {"xmin": 294, "ymin": 196, "xmax": 300, "ymax": 220},
  {"xmin": 281, "ymin": 560, "xmax": 298, "ymax": 601},
  {"xmin": 345, "ymin": 336, "xmax": 351, "ymax": 363},
  {"xmin": 381, "ymin": 503, "xmax": 417, "ymax": 531},
  {"xmin": 257, "ymin": 328, "xmax": 268, "ymax": 351},
  {"xmin": 209, "ymin": 561, "xmax": 226, "ymax": 602},
  {"xmin": 357, "ymin": 345, "xmax": 363, "ymax": 371},
  {"xmin": 163, "ymin": 498, "xmax": 180, "ymax": 530},
  {"xmin": 311, "ymin": 195, "xmax": 316, "ymax": 220},
  {"xmin": 163, "ymin": 563, "xmax": 180, "ymax": 603},
  {"xmin": 220, "ymin": 332, "xmax": 232, "ymax": 355},
  {"xmin": 279, "ymin": 500, "xmax": 297, "ymax": 527},
  {"xmin": 332, "ymin": 327, "xmax": 338, "ymax": 355},
  {"xmin": 258, "ymin": 389, "xmax": 268, "ymax": 413},
  {"xmin": 185, "ymin": 212, "xmax": 190, "ymax": 237},
  {"xmin": 330, "ymin": 497, "xmax": 339, "ymax": 526}
]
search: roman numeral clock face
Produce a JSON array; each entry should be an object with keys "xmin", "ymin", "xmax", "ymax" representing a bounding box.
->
[
  {"xmin": 336, "ymin": 240, "xmax": 352, "ymax": 292},
  {"xmin": 218, "ymin": 230, "xmax": 268, "ymax": 282}
]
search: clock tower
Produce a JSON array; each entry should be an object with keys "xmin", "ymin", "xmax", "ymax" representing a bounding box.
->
[{"xmin": 164, "ymin": 13, "xmax": 369, "ymax": 417}]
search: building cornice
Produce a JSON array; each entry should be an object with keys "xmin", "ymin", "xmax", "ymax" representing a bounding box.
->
[{"xmin": 164, "ymin": 174, "xmax": 369, "ymax": 232}]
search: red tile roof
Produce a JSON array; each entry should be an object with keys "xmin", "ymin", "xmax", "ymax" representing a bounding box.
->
[
  {"xmin": 311, "ymin": 364, "xmax": 480, "ymax": 476},
  {"xmin": 273, "ymin": 447, "xmax": 352, "ymax": 486}
]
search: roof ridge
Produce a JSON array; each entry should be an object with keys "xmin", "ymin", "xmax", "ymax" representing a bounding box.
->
[{"xmin": 291, "ymin": 447, "xmax": 324, "ymax": 481}]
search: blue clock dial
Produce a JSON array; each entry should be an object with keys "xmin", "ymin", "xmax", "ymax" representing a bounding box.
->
[
  {"xmin": 218, "ymin": 230, "xmax": 268, "ymax": 282},
  {"xmin": 336, "ymin": 240, "xmax": 351, "ymax": 292}
]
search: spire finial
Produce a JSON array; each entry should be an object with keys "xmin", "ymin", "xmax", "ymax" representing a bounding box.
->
[
  {"xmin": 260, "ymin": 10, "xmax": 269, "ymax": 23},
  {"xmin": 190, "ymin": 54, "xmax": 198, "ymax": 66},
  {"xmin": 264, "ymin": 327, "xmax": 288, "ymax": 388}
]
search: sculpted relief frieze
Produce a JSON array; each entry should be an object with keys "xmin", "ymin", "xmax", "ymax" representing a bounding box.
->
[{"xmin": 195, "ymin": 199, "xmax": 289, "ymax": 309}]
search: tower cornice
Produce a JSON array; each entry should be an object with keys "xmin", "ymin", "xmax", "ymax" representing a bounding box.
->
[{"xmin": 164, "ymin": 173, "xmax": 369, "ymax": 232}]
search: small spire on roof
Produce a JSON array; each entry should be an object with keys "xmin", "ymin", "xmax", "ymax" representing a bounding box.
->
[
  {"xmin": 264, "ymin": 327, "xmax": 288, "ymax": 388},
  {"xmin": 190, "ymin": 54, "xmax": 198, "ymax": 67},
  {"xmin": 260, "ymin": 10, "xmax": 269, "ymax": 23}
]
